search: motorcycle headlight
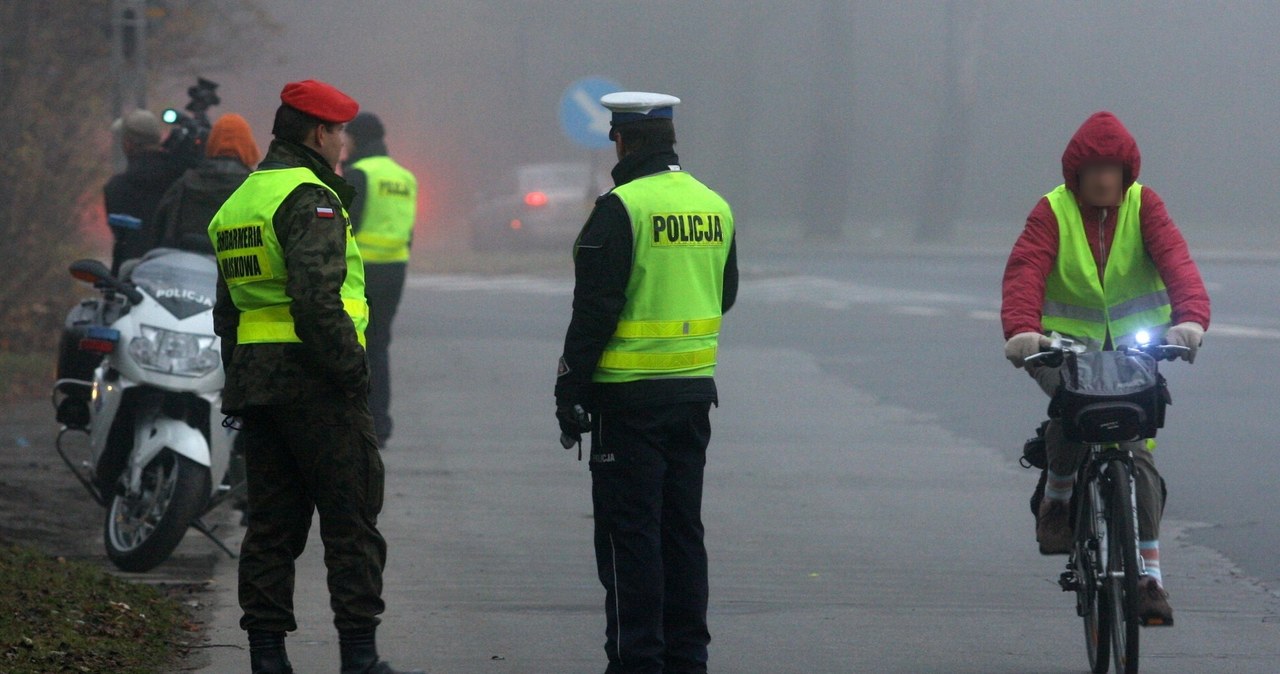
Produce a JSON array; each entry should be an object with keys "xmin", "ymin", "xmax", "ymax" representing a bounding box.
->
[{"xmin": 128, "ymin": 325, "xmax": 220, "ymax": 377}]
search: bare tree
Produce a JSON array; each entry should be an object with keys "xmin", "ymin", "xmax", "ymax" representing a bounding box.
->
[
  {"xmin": 802, "ymin": 0, "xmax": 856, "ymax": 241},
  {"xmin": 916, "ymin": 0, "xmax": 981, "ymax": 242},
  {"xmin": 0, "ymin": 0, "xmax": 276, "ymax": 355}
]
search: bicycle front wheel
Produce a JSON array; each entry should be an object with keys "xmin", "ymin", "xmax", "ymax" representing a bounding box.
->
[
  {"xmin": 1105, "ymin": 460, "xmax": 1141, "ymax": 674},
  {"xmin": 1077, "ymin": 478, "xmax": 1110, "ymax": 673}
]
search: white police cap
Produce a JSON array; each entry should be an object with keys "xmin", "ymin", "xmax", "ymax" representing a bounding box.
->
[{"xmin": 600, "ymin": 91, "xmax": 681, "ymax": 126}]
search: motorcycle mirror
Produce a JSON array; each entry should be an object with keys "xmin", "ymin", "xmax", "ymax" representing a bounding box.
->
[
  {"xmin": 69, "ymin": 259, "xmax": 113, "ymax": 284},
  {"xmin": 68, "ymin": 259, "xmax": 145, "ymax": 305}
]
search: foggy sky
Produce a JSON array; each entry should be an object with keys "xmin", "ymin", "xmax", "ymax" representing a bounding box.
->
[{"xmin": 157, "ymin": 1, "xmax": 1280, "ymax": 248}]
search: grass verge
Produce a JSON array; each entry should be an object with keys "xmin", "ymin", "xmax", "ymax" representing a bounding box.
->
[{"xmin": 0, "ymin": 545, "xmax": 193, "ymax": 673}]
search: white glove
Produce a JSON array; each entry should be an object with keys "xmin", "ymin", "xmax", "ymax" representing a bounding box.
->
[
  {"xmin": 1164, "ymin": 322, "xmax": 1204, "ymax": 363},
  {"xmin": 1004, "ymin": 332, "xmax": 1052, "ymax": 368}
]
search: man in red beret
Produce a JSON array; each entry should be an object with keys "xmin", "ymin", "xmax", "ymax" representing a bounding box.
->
[{"xmin": 208, "ymin": 79, "xmax": 423, "ymax": 674}]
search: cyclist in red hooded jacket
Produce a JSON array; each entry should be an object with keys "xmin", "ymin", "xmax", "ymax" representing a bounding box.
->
[{"xmin": 1001, "ymin": 111, "xmax": 1211, "ymax": 625}]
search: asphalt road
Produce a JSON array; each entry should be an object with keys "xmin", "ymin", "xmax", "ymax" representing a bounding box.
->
[{"xmin": 197, "ymin": 246, "xmax": 1280, "ymax": 673}]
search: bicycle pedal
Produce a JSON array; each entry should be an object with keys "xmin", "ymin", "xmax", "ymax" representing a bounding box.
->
[{"xmin": 1058, "ymin": 571, "xmax": 1080, "ymax": 592}]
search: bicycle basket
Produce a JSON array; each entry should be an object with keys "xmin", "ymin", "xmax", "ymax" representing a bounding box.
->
[{"xmin": 1051, "ymin": 350, "xmax": 1165, "ymax": 443}]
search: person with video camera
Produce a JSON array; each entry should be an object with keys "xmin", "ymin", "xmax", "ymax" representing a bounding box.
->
[
  {"xmin": 103, "ymin": 109, "xmax": 188, "ymax": 274},
  {"xmin": 154, "ymin": 113, "xmax": 262, "ymax": 254}
]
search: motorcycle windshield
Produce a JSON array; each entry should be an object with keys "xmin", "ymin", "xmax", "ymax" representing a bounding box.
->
[{"xmin": 130, "ymin": 250, "xmax": 218, "ymax": 320}]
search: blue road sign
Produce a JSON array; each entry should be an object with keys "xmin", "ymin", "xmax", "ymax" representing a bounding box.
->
[{"xmin": 559, "ymin": 77, "xmax": 622, "ymax": 149}]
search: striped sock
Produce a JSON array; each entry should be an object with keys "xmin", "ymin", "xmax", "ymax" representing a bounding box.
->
[
  {"xmin": 1140, "ymin": 540, "xmax": 1162, "ymax": 585},
  {"xmin": 1045, "ymin": 469, "xmax": 1075, "ymax": 502}
]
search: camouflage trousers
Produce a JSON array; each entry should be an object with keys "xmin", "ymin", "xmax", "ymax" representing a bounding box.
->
[{"xmin": 237, "ymin": 393, "xmax": 387, "ymax": 633}]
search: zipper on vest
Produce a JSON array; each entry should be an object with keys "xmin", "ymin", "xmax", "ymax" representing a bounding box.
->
[
  {"xmin": 1097, "ymin": 208, "xmax": 1109, "ymax": 287},
  {"xmin": 1098, "ymin": 207, "xmax": 1110, "ymax": 348}
]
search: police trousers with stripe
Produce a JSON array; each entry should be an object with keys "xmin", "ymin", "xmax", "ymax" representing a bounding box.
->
[
  {"xmin": 590, "ymin": 402, "xmax": 713, "ymax": 674},
  {"xmin": 1032, "ymin": 364, "xmax": 1166, "ymax": 540}
]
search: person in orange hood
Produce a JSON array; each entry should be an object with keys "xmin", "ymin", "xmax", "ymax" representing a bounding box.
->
[
  {"xmin": 1002, "ymin": 111, "xmax": 1210, "ymax": 626},
  {"xmin": 154, "ymin": 113, "xmax": 262, "ymax": 254}
]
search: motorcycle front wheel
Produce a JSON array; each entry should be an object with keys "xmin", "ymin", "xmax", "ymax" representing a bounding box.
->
[{"xmin": 104, "ymin": 450, "xmax": 210, "ymax": 572}]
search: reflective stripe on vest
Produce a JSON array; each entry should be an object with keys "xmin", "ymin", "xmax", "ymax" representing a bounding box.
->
[
  {"xmin": 593, "ymin": 171, "xmax": 734, "ymax": 384},
  {"xmin": 208, "ymin": 166, "xmax": 369, "ymax": 348},
  {"xmin": 1042, "ymin": 182, "xmax": 1172, "ymax": 350},
  {"xmin": 350, "ymin": 155, "xmax": 417, "ymax": 263},
  {"xmin": 612, "ymin": 317, "xmax": 722, "ymax": 339},
  {"xmin": 237, "ymin": 298, "xmax": 370, "ymax": 345},
  {"xmin": 597, "ymin": 346, "xmax": 719, "ymax": 371}
]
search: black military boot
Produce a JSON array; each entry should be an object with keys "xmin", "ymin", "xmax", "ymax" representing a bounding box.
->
[
  {"xmin": 338, "ymin": 627, "xmax": 425, "ymax": 674},
  {"xmin": 248, "ymin": 630, "xmax": 293, "ymax": 674}
]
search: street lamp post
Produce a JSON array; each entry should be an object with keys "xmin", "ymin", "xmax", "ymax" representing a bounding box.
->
[{"xmin": 109, "ymin": 0, "xmax": 148, "ymax": 169}]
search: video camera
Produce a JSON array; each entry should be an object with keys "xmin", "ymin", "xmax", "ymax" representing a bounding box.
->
[{"xmin": 161, "ymin": 77, "xmax": 220, "ymax": 168}]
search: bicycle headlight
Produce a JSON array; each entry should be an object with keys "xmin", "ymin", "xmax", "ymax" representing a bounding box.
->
[
  {"xmin": 128, "ymin": 325, "xmax": 220, "ymax": 377},
  {"xmin": 1135, "ymin": 329, "xmax": 1152, "ymax": 346}
]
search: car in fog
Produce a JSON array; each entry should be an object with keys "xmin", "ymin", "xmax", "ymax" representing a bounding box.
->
[{"xmin": 469, "ymin": 162, "xmax": 607, "ymax": 250}]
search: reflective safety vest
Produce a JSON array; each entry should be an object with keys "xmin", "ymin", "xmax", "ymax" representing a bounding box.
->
[
  {"xmin": 208, "ymin": 167, "xmax": 369, "ymax": 347},
  {"xmin": 1042, "ymin": 182, "xmax": 1171, "ymax": 350},
  {"xmin": 593, "ymin": 170, "xmax": 734, "ymax": 383},
  {"xmin": 350, "ymin": 156, "xmax": 417, "ymax": 263}
]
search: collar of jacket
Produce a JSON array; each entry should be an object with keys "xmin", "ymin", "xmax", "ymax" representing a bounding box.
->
[
  {"xmin": 343, "ymin": 139, "xmax": 389, "ymax": 165},
  {"xmin": 611, "ymin": 146, "xmax": 681, "ymax": 187},
  {"xmin": 122, "ymin": 148, "xmax": 185, "ymax": 183},
  {"xmin": 201, "ymin": 156, "xmax": 252, "ymax": 175},
  {"xmin": 257, "ymin": 139, "xmax": 356, "ymax": 208}
]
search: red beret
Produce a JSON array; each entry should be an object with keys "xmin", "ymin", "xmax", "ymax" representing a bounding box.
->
[{"xmin": 280, "ymin": 79, "xmax": 359, "ymax": 124}]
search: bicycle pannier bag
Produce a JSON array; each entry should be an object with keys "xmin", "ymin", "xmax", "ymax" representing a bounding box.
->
[{"xmin": 1051, "ymin": 350, "xmax": 1166, "ymax": 443}]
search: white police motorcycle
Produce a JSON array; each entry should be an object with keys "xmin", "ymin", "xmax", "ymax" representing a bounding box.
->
[{"xmin": 53, "ymin": 249, "xmax": 243, "ymax": 572}]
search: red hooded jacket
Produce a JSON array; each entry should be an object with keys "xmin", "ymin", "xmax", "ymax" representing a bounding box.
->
[{"xmin": 1001, "ymin": 111, "xmax": 1211, "ymax": 340}]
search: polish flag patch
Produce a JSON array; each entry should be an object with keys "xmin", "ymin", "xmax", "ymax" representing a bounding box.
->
[{"xmin": 315, "ymin": 207, "xmax": 336, "ymax": 219}]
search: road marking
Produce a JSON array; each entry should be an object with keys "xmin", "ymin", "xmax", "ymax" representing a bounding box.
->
[
  {"xmin": 405, "ymin": 275, "xmax": 1280, "ymax": 341},
  {"xmin": 893, "ymin": 306, "xmax": 947, "ymax": 317},
  {"xmin": 1207, "ymin": 323, "xmax": 1280, "ymax": 340},
  {"xmin": 741, "ymin": 275, "xmax": 992, "ymax": 309},
  {"xmin": 406, "ymin": 275, "xmax": 571, "ymax": 295}
]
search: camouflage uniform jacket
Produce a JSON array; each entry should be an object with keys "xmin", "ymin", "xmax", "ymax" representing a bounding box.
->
[{"xmin": 213, "ymin": 139, "xmax": 368, "ymax": 414}]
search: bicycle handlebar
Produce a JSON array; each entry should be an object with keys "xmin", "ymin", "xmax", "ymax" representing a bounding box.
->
[{"xmin": 1024, "ymin": 340, "xmax": 1191, "ymax": 366}]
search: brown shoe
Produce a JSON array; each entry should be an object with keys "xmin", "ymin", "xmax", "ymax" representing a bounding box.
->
[
  {"xmin": 1137, "ymin": 576, "xmax": 1174, "ymax": 626},
  {"xmin": 1036, "ymin": 498, "xmax": 1073, "ymax": 555}
]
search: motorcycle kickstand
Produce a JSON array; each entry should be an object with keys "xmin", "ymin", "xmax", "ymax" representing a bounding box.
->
[{"xmin": 191, "ymin": 517, "xmax": 238, "ymax": 559}]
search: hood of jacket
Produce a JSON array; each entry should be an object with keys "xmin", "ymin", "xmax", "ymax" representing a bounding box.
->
[
  {"xmin": 206, "ymin": 113, "xmax": 261, "ymax": 168},
  {"xmin": 1061, "ymin": 111, "xmax": 1141, "ymax": 194}
]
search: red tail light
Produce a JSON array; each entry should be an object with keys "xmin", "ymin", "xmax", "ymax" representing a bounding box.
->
[
  {"xmin": 79, "ymin": 338, "xmax": 116, "ymax": 354},
  {"xmin": 510, "ymin": 219, "xmax": 523, "ymax": 230},
  {"xmin": 524, "ymin": 191, "xmax": 548, "ymax": 207},
  {"xmin": 78, "ymin": 327, "xmax": 119, "ymax": 354}
]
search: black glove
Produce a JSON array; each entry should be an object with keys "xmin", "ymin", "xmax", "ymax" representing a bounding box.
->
[{"xmin": 556, "ymin": 404, "xmax": 591, "ymax": 451}]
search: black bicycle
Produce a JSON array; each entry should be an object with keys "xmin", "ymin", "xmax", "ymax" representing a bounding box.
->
[{"xmin": 1026, "ymin": 337, "xmax": 1187, "ymax": 674}]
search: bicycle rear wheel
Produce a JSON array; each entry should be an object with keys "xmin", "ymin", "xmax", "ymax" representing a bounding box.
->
[
  {"xmin": 1077, "ymin": 479, "xmax": 1111, "ymax": 673},
  {"xmin": 1106, "ymin": 460, "xmax": 1141, "ymax": 673}
]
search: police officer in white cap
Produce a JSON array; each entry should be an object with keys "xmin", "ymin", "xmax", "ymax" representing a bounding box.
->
[{"xmin": 555, "ymin": 91, "xmax": 738, "ymax": 674}]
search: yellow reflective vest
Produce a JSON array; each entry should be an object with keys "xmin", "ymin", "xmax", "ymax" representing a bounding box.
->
[
  {"xmin": 350, "ymin": 156, "xmax": 417, "ymax": 263},
  {"xmin": 593, "ymin": 170, "xmax": 734, "ymax": 383},
  {"xmin": 208, "ymin": 167, "xmax": 369, "ymax": 347},
  {"xmin": 1042, "ymin": 182, "xmax": 1172, "ymax": 350}
]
